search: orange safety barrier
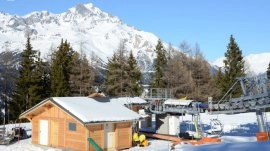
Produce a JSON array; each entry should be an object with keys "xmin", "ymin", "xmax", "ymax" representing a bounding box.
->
[
  {"xmin": 256, "ymin": 132, "xmax": 269, "ymax": 141},
  {"xmin": 141, "ymin": 132, "xmax": 221, "ymax": 146},
  {"xmin": 188, "ymin": 137, "xmax": 221, "ymax": 145},
  {"xmin": 142, "ymin": 132, "xmax": 181, "ymax": 142}
]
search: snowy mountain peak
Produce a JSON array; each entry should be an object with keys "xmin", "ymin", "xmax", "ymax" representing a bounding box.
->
[
  {"xmin": 24, "ymin": 11, "xmax": 53, "ymax": 25},
  {"xmin": 0, "ymin": 2, "xmax": 158, "ymax": 73},
  {"xmin": 60, "ymin": 3, "xmax": 121, "ymax": 26},
  {"xmin": 69, "ymin": 3, "xmax": 95, "ymax": 16},
  {"xmin": 25, "ymin": 11, "xmax": 50, "ymax": 18}
]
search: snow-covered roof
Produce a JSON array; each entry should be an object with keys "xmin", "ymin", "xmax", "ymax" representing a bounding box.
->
[
  {"xmin": 164, "ymin": 99, "xmax": 194, "ymax": 106},
  {"xmin": 110, "ymin": 97, "xmax": 147, "ymax": 105},
  {"xmin": 20, "ymin": 97, "xmax": 142, "ymax": 124}
]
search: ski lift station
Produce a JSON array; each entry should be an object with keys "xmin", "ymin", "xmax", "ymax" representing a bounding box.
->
[
  {"xmin": 139, "ymin": 74, "xmax": 270, "ymax": 144},
  {"xmin": 139, "ymin": 95, "xmax": 209, "ymax": 139}
]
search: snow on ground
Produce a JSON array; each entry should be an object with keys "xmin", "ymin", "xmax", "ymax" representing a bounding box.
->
[
  {"xmin": 175, "ymin": 140, "xmax": 270, "ymax": 151},
  {"xmin": 125, "ymin": 136, "xmax": 270, "ymax": 151},
  {"xmin": 1, "ymin": 112, "xmax": 270, "ymax": 150},
  {"xmin": 183, "ymin": 112, "xmax": 265, "ymax": 137},
  {"xmin": 0, "ymin": 139, "xmax": 62, "ymax": 151}
]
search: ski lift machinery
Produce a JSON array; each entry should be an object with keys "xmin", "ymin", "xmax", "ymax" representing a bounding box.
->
[
  {"xmin": 141, "ymin": 88, "xmax": 222, "ymax": 145},
  {"xmin": 208, "ymin": 74, "xmax": 270, "ymax": 141}
]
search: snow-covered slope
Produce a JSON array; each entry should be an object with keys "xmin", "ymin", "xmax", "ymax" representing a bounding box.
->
[
  {"xmin": 0, "ymin": 3, "xmax": 158, "ymax": 72},
  {"xmin": 211, "ymin": 53, "xmax": 270, "ymax": 75}
]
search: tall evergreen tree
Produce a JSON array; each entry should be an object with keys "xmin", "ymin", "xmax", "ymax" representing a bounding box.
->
[
  {"xmin": 106, "ymin": 53, "xmax": 121, "ymax": 96},
  {"xmin": 106, "ymin": 41, "xmax": 129, "ymax": 96},
  {"xmin": 0, "ymin": 50, "xmax": 19, "ymax": 123},
  {"xmin": 31, "ymin": 52, "xmax": 51, "ymax": 102},
  {"xmin": 126, "ymin": 51, "xmax": 142, "ymax": 96},
  {"xmin": 69, "ymin": 52, "xmax": 94, "ymax": 96},
  {"xmin": 267, "ymin": 63, "xmax": 270, "ymax": 80},
  {"xmin": 214, "ymin": 68, "xmax": 226, "ymax": 99},
  {"xmin": 151, "ymin": 39, "xmax": 167, "ymax": 88},
  {"xmin": 51, "ymin": 39, "xmax": 74, "ymax": 96},
  {"xmin": 10, "ymin": 36, "xmax": 45, "ymax": 120},
  {"xmin": 217, "ymin": 35, "xmax": 245, "ymax": 98}
]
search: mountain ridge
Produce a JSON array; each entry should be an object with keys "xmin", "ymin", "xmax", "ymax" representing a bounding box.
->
[
  {"xmin": 0, "ymin": 3, "xmax": 160, "ymax": 72},
  {"xmin": 0, "ymin": 3, "xmax": 269, "ymax": 75}
]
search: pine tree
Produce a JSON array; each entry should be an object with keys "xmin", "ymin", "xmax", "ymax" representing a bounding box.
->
[
  {"xmin": 151, "ymin": 39, "xmax": 167, "ymax": 88},
  {"xmin": 267, "ymin": 63, "xmax": 270, "ymax": 80},
  {"xmin": 80, "ymin": 55, "xmax": 95, "ymax": 95},
  {"xmin": 0, "ymin": 50, "xmax": 19, "ymax": 123},
  {"xmin": 41, "ymin": 61, "xmax": 51, "ymax": 98},
  {"xmin": 31, "ymin": 52, "xmax": 51, "ymax": 102},
  {"xmin": 51, "ymin": 39, "xmax": 74, "ymax": 96},
  {"xmin": 106, "ymin": 53, "xmax": 121, "ymax": 96},
  {"xmin": 214, "ymin": 68, "xmax": 226, "ymax": 99},
  {"xmin": 126, "ymin": 51, "xmax": 142, "ymax": 96},
  {"xmin": 69, "ymin": 52, "xmax": 82, "ymax": 96},
  {"xmin": 218, "ymin": 35, "xmax": 245, "ymax": 98},
  {"xmin": 106, "ymin": 41, "xmax": 129, "ymax": 96},
  {"xmin": 10, "ymin": 36, "xmax": 45, "ymax": 120},
  {"xmin": 69, "ymin": 52, "xmax": 94, "ymax": 96}
]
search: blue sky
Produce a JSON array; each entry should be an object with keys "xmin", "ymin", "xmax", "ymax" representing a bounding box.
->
[{"xmin": 1, "ymin": 0, "xmax": 269, "ymax": 62}]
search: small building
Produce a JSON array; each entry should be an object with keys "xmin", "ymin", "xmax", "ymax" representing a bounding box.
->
[
  {"xmin": 110, "ymin": 97, "xmax": 148, "ymax": 112},
  {"xmin": 164, "ymin": 99, "xmax": 194, "ymax": 107},
  {"xmin": 156, "ymin": 99, "xmax": 194, "ymax": 136},
  {"xmin": 110, "ymin": 97, "xmax": 149, "ymax": 132},
  {"xmin": 19, "ymin": 97, "xmax": 142, "ymax": 151}
]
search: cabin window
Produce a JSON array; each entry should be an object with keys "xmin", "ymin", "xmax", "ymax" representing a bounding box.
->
[{"xmin": 68, "ymin": 122, "xmax": 76, "ymax": 131}]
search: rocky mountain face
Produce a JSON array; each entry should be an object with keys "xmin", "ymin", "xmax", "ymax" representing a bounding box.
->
[{"xmin": 0, "ymin": 3, "xmax": 159, "ymax": 76}]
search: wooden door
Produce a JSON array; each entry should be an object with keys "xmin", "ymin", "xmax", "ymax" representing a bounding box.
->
[
  {"xmin": 39, "ymin": 120, "xmax": 49, "ymax": 145},
  {"xmin": 104, "ymin": 123, "xmax": 115, "ymax": 149}
]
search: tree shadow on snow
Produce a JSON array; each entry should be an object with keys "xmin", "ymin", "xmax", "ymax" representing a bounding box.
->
[
  {"xmin": 222, "ymin": 123, "xmax": 259, "ymax": 136},
  {"xmin": 203, "ymin": 122, "xmax": 270, "ymax": 137}
]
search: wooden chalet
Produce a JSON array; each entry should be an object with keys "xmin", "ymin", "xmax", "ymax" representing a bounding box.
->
[{"xmin": 19, "ymin": 97, "xmax": 143, "ymax": 151}]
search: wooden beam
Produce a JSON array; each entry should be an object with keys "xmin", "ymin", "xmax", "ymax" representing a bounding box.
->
[
  {"xmin": 25, "ymin": 114, "xmax": 34, "ymax": 121},
  {"xmin": 42, "ymin": 104, "xmax": 52, "ymax": 111}
]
